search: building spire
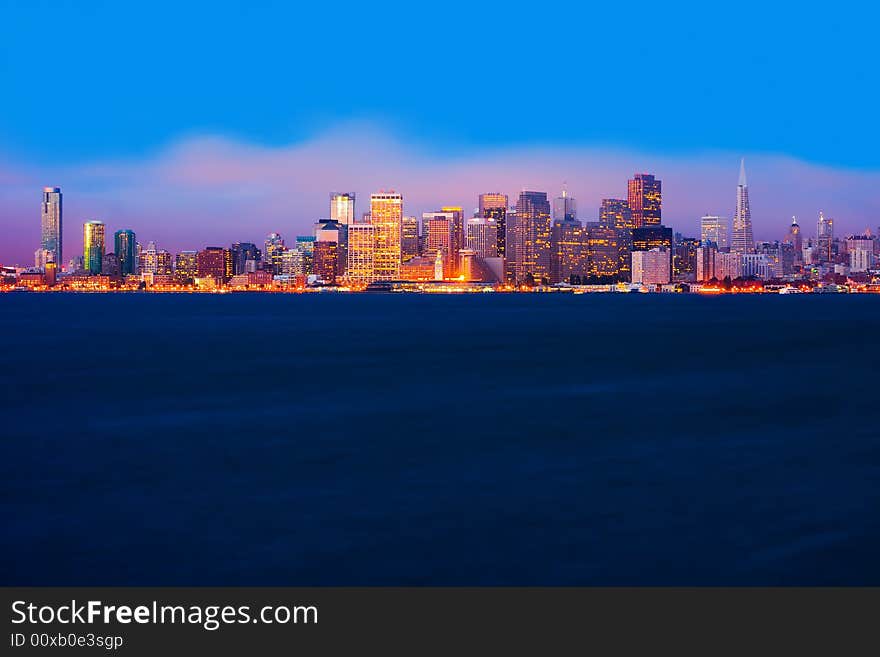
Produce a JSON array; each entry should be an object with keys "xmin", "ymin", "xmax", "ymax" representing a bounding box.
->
[{"xmin": 738, "ymin": 158, "xmax": 747, "ymax": 187}]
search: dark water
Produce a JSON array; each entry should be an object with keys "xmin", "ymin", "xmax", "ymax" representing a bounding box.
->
[{"xmin": 2, "ymin": 292, "xmax": 879, "ymax": 585}]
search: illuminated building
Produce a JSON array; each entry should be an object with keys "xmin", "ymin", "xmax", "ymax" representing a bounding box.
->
[
  {"xmin": 700, "ymin": 215, "xmax": 728, "ymax": 249},
  {"xmin": 313, "ymin": 241, "xmax": 339, "ymax": 283},
  {"xmin": 696, "ymin": 244, "xmax": 717, "ymax": 281},
  {"xmin": 402, "ymin": 216, "xmax": 420, "ymax": 261},
  {"xmin": 264, "ymin": 233, "xmax": 285, "ymax": 274},
  {"xmin": 631, "ymin": 248, "xmax": 671, "ymax": 285},
  {"xmin": 196, "ymin": 247, "xmax": 229, "ymax": 282},
  {"xmin": 175, "ymin": 251, "xmax": 198, "ymax": 283},
  {"xmin": 44, "ymin": 260, "xmax": 57, "ymax": 286},
  {"xmin": 600, "ymin": 199, "xmax": 633, "ymax": 230},
  {"xmin": 114, "ymin": 229, "xmax": 137, "ymax": 275},
  {"xmin": 551, "ymin": 218, "xmax": 586, "ymax": 283},
  {"xmin": 627, "ymin": 174, "xmax": 661, "ymax": 228},
  {"xmin": 633, "ymin": 225, "xmax": 673, "ymax": 253},
  {"xmin": 441, "ymin": 206, "xmax": 465, "ymax": 273},
  {"xmin": 423, "ymin": 211, "xmax": 456, "ymax": 277},
  {"xmin": 479, "ymin": 192, "xmax": 508, "ymax": 257},
  {"xmin": 231, "ymin": 242, "xmax": 260, "ymax": 275},
  {"xmin": 296, "ymin": 236, "xmax": 316, "ymax": 275},
  {"xmin": 741, "ymin": 253, "xmax": 774, "ymax": 279},
  {"xmin": 847, "ymin": 235, "xmax": 874, "ymax": 272},
  {"xmin": 399, "ymin": 256, "xmax": 436, "ymax": 281},
  {"xmin": 786, "ymin": 217, "xmax": 803, "ymax": 266},
  {"xmin": 281, "ymin": 248, "xmax": 305, "ymax": 276},
  {"xmin": 139, "ymin": 242, "xmax": 173, "ymax": 276},
  {"xmin": 512, "ymin": 190, "xmax": 552, "ymax": 285},
  {"xmin": 552, "ymin": 188, "xmax": 576, "ymax": 222},
  {"xmin": 466, "ymin": 217, "xmax": 499, "ymax": 258},
  {"xmin": 732, "ymin": 159, "xmax": 754, "ymax": 254},
  {"xmin": 371, "ymin": 192, "xmax": 403, "ymax": 280},
  {"xmin": 816, "ymin": 212, "xmax": 834, "ymax": 263},
  {"xmin": 345, "ymin": 224, "xmax": 375, "ymax": 285},
  {"xmin": 330, "ymin": 192, "xmax": 355, "ymax": 225},
  {"xmin": 585, "ymin": 222, "xmax": 619, "ymax": 279},
  {"xmin": 34, "ymin": 248, "xmax": 54, "ymax": 271},
  {"xmin": 41, "ymin": 187, "xmax": 63, "ymax": 269},
  {"xmin": 714, "ymin": 251, "xmax": 743, "ymax": 280},
  {"xmin": 102, "ymin": 252, "xmax": 121, "ymax": 279},
  {"xmin": 315, "ymin": 219, "xmax": 347, "ymax": 277},
  {"xmin": 673, "ymin": 236, "xmax": 699, "ymax": 281},
  {"xmin": 83, "ymin": 220, "xmax": 105, "ymax": 275}
]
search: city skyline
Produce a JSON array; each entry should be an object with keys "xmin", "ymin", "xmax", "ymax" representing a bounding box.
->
[{"xmin": 2, "ymin": 136, "xmax": 880, "ymax": 266}]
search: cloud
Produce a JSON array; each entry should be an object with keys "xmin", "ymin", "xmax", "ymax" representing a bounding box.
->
[{"xmin": 2, "ymin": 123, "xmax": 879, "ymax": 265}]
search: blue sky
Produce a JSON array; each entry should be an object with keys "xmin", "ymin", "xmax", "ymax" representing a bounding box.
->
[{"xmin": 1, "ymin": 1, "xmax": 878, "ymax": 262}]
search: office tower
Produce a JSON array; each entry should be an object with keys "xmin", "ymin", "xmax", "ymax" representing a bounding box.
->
[
  {"xmin": 83, "ymin": 220, "xmax": 105, "ymax": 275},
  {"xmin": 584, "ymin": 222, "xmax": 618, "ymax": 279},
  {"xmin": 139, "ymin": 241, "xmax": 160, "ymax": 274},
  {"xmin": 295, "ymin": 236, "xmax": 316, "ymax": 275},
  {"xmin": 816, "ymin": 212, "xmax": 834, "ymax": 263},
  {"xmin": 41, "ymin": 187, "xmax": 63, "ymax": 268},
  {"xmin": 231, "ymin": 242, "xmax": 260, "ymax": 275},
  {"xmin": 673, "ymin": 236, "xmax": 700, "ymax": 280},
  {"xmin": 114, "ymin": 229, "xmax": 137, "ymax": 275},
  {"xmin": 345, "ymin": 224, "xmax": 375, "ymax": 285},
  {"xmin": 787, "ymin": 217, "xmax": 803, "ymax": 265},
  {"xmin": 741, "ymin": 253, "xmax": 774, "ymax": 280},
  {"xmin": 847, "ymin": 235, "xmax": 874, "ymax": 272},
  {"xmin": 313, "ymin": 241, "xmax": 339, "ymax": 283},
  {"xmin": 696, "ymin": 244, "xmax": 718, "ymax": 281},
  {"xmin": 632, "ymin": 225, "xmax": 673, "ymax": 252},
  {"xmin": 553, "ymin": 188, "xmax": 577, "ymax": 222},
  {"xmin": 513, "ymin": 190, "xmax": 552, "ymax": 284},
  {"xmin": 466, "ymin": 217, "xmax": 499, "ymax": 259},
  {"xmin": 330, "ymin": 192, "xmax": 356, "ymax": 225},
  {"xmin": 196, "ymin": 247, "xmax": 229, "ymax": 281},
  {"xmin": 439, "ymin": 206, "xmax": 465, "ymax": 273},
  {"xmin": 264, "ymin": 233, "xmax": 285, "ymax": 274},
  {"xmin": 315, "ymin": 219, "xmax": 347, "ymax": 277},
  {"xmin": 370, "ymin": 192, "xmax": 403, "ymax": 280},
  {"xmin": 700, "ymin": 215, "xmax": 728, "ymax": 249},
  {"xmin": 600, "ymin": 199, "xmax": 633, "ymax": 230},
  {"xmin": 423, "ymin": 211, "xmax": 456, "ymax": 277},
  {"xmin": 402, "ymin": 216, "xmax": 420, "ymax": 261},
  {"xmin": 631, "ymin": 249, "xmax": 671, "ymax": 285},
  {"xmin": 281, "ymin": 248, "xmax": 305, "ymax": 277},
  {"xmin": 174, "ymin": 251, "xmax": 198, "ymax": 283},
  {"xmin": 102, "ymin": 253, "xmax": 121, "ymax": 279},
  {"xmin": 732, "ymin": 159, "xmax": 754, "ymax": 254},
  {"xmin": 479, "ymin": 193, "xmax": 508, "ymax": 257},
  {"xmin": 551, "ymin": 217, "xmax": 586, "ymax": 283},
  {"xmin": 627, "ymin": 174, "xmax": 661, "ymax": 228}
]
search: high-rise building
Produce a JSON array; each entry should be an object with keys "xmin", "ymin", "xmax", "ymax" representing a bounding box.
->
[
  {"xmin": 41, "ymin": 187, "xmax": 63, "ymax": 269},
  {"xmin": 83, "ymin": 220, "xmax": 105, "ymax": 275},
  {"xmin": 696, "ymin": 244, "xmax": 718, "ymax": 282},
  {"xmin": 627, "ymin": 174, "xmax": 661, "ymax": 228},
  {"xmin": 632, "ymin": 225, "xmax": 673, "ymax": 253},
  {"xmin": 816, "ymin": 211, "xmax": 834, "ymax": 263},
  {"xmin": 700, "ymin": 215, "xmax": 728, "ymax": 249},
  {"xmin": 114, "ymin": 229, "xmax": 137, "ymax": 275},
  {"xmin": 600, "ymin": 199, "xmax": 633, "ymax": 231},
  {"xmin": 174, "ymin": 251, "xmax": 198, "ymax": 283},
  {"xmin": 313, "ymin": 241, "xmax": 339, "ymax": 283},
  {"xmin": 631, "ymin": 249, "xmax": 671, "ymax": 285},
  {"xmin": 732, "ymin": 159, "xmax": 754, "ymax": 254},
  {"xmin": 479, "ymin": 193, "xmax": 508, "ymax": 258},
  {"xmin": 786, "ymin": 217, "xmax": 803, "ymax": 266},
  {"xmin": 513, "ymin": 191, "xmax": 552, "ymax": 284},
  {"xmin": 231, "ymin": 242, "xmax": 260, "ymax": 275},
  {"xmin": 371, "ymin": 192, "xmax": 403, "ymax": 280},
  {"xmin": 847, "ymin": 235, "xmax": 874, "ymax": 272},
  {"xmin": 345, "ymin": 224, "xmax": 375, "ymax": 285},
  {"xmin": 440, "ymin": 206, "xmax": 465, "ymax": 273},
  {"xmin": 552, "ymin": 188, "xmax": 577, "ymax": 222},
  {"xmin": 585, "ymin": 222, "xmax": 618, "ymax": 279},
  {"xmin": 314, "ymin": 219, "xmax": 347, "ymax": 277},
  {"xmin": 401, "ymin": 216, "xmax": 420, "ymax": 261},
  {"xmin": 466, "ymin": 217, "xmax": 499, "ymax": 259},
  {"xmin": 423, "ymin": 211, "xmax": 457, "ymax": 278},
  {"xmin": 196, "ymin": 247, "xmax": 230, "ymax": 281},
  {"xmin": 102, "ymin": 252, "xmax": 121, "ymax": 279},
  {"xmin": 330, "ymin": 192, "xmax": 356, "ymax": 225},
  {"xmin": 139, "ymin": 242, "xmax": 172, "ymax": 275},
  {"xmin": 551, "ymin": 217, "xmax": 586, "ymax": 283},
  {"xmin": 673, "ymin": 236, "xmax": 700, "ymax": 280},
  {"xmin": 264, "ymin": 233, "xmax": 285, "ymax": 274},
  {"xmin": 715, "ymin": 251, "xmax": 743, "ymax": 280}
]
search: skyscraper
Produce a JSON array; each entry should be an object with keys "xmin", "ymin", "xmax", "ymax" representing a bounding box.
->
[
  {"xmin": 174, "ymin": 251, "xmax": 198, "ymax": 283},
  {"xmin": 83, "ymin": 220, "xmax": 105, "ymax": 275},
  {"xmin": 786, "ymin": 217, "xmax": 803, "ymax": 266},
  {"xmin": 422, "ymin": 211, "xmax": 456, "ymax": 277},
  {"xmin": 816, "ymin": 211, "xmax": 834, "ymax": 263},
  {"xmin": 41, "ymin": 187, "xmax": 63, "ymax": 268},
  {"xmin": 700, "ymin": 215, "xmax": 728, "ymax": 249},
  {"xmin": 552, "ymin": 188, "xmax": 577, "ymax": 222},
  {"xmin": 231, "ymin": 242, "xmax": 260, "ymax": 275},
  {"xmin": 732, "ymin": 159, "xmax": 754, "ymax": 254},
  {"xmin": 330, "ymin": 192, "xmax": 356, "ymax": 225},
  {"xmin": 371, "ymin": 191, "xmax": 403, "ymax": 280},
  {"xmin": 513, "ymin": 191, "xmax": 552, "ymax": 284},
  {"xmin": 345, "ymin": 224, "xmax": 375, "ymax": 285},
  {"xmin": 466, "ymin": 217, "xmax": 499, "ymax": 259},
  {"xmin": 599, "ymin": 199, "xmax": 633, "ymax": 230},
  {"xmin": 264, "ymin": 233, "xmax": 285, "ymax": 274},
  {"xmin": 627, "ymin": 174, "xmax": 661, "ymax": 228},
  {"xmin": 114, "ymin": 229, "xmax": 137, "ymax": 275},
  {"xmin": 401, "ymin": 216, "xmax": 420, "ymax": 261},
  {"xmin": 479, "ymin": 193, "xmax": 508, "ymax": 258}
]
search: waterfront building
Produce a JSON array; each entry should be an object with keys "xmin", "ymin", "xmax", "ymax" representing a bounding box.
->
[
  {"xmin": 466, "ymin": 217, "xmax": 499, "ymax": 259},
  {"xmin": 512, "ymin": 190, "xmax": 552, "ymax": 285},
  {"xmin": 402, "ymin": 216, "xmax": 420, "ymax": 261},
  {"xmin": 313, "ymin": 241, "xmax": 339, "ymax": 283},
  {"xmin": 585, "ymin": 222, "xmax": 619, "ymax": 279},
  {"xmin": 551, "ymin": 218, "xmax": 586, "ymax": 283},
  {"xmin": 479, "ymin": 192, "xmax": 508, "ymax": 257},
  {"xmin": 715, "ymin": 251, "xmax": 743, "ymax": 280},
  {"xmin": 345, "ymin": 224, "xmax": 375, "ymax": 285},
  {"xmin": 174, "ymin": 251, "xmax": 198, "ymax": 283},
  {"xmin": 631, "ymin": 248, "xmax": 671, "ymax": 285},
  {"xmin": 696, "ymin": 244, "xmax": 718, "ymax": 281},
  {"xmin": 423, "ymin": 211, "xmax": 457, "ymax": 278},
  {"xmin": 848, "ymin": 235, "xmax": 874, "ymax": 272},
  {"xmin": 673, "ymin": 236, "xmax": 700, "ymax": 281},
  {"xmin": 371, "ymin": 191, "xmax": 403, "ymax": 280},
  {"xmin": 196, "ymin": 247, "xmax": 230, "ymax": 282},
  {"xmin": 114, "ymin": 229, "xmax": 137, "ymax": 275},
  {"xmin": 264, "ymin": 233, "xmax": 285, "ymax": 274},
  {"xmin": 231, "ymin": 242, "xmax": 260, "ymax": 275}
]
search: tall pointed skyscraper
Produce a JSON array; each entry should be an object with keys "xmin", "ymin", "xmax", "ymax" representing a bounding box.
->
[{"xmin": 732, "ymin": 158, "xmax": 754, "ymax": 254}]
